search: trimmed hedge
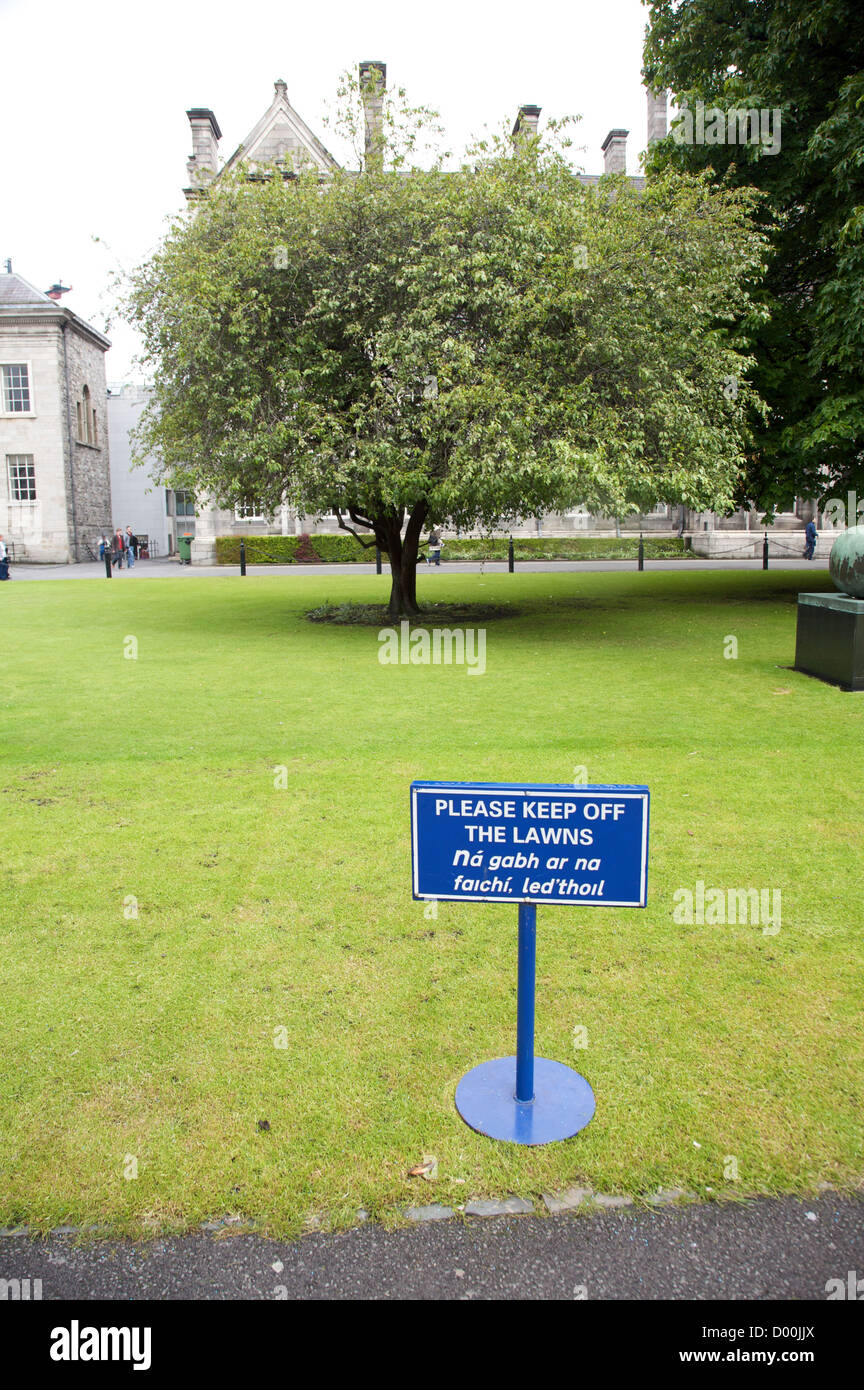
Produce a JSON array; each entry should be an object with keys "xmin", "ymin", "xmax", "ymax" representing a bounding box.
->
[
  {"xmin": 215, "ymin": 533, "xmax": 694, "ymax": 564},
  {"xmin": 440, "ymin": 536, "xmax": 693, "ymax": 561},
  {"xmin": 215, "ymin": 534, "xmax": 374, "ymax": 565}
]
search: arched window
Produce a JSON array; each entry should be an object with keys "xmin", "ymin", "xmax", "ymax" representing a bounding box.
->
[{"xmin": 81, "ymin": 385, "xmax": 93, "ymax": 444}]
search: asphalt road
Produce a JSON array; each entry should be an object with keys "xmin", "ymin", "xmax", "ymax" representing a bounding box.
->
[
  {"xmin": 6, "ymin": 556, "xmax": 831, "ymax": 580},
  {"xmin": 3, "ymin": 1194, "xmax": 861, "ymax": 1300}
]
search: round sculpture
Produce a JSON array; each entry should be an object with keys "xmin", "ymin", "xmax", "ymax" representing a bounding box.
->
[{"xmin": 829, "ymin": 525, "xmax": 864, "ymax": 599}]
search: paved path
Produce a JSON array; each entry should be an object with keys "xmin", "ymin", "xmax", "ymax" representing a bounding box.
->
[
  {"xmin": 2, "ymin": 1194, "xmax": 860, "ymax": 1300},
  {"xmin": 5, "ymin": 557, "xmax": 831, "ymax": 581}
]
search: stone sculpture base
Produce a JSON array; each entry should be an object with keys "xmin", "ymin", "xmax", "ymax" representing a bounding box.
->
[{"xmin": 795, "ymin": 593, "xmax": 864, "ymax": 691}]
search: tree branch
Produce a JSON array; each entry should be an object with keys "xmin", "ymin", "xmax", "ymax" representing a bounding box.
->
[{"xmin": 334, "ymin": 507, "xmax": 378, "ymax": 548}]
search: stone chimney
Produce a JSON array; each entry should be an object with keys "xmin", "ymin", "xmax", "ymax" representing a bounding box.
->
[
  {"xmin": 647, "ymin": 89, "xmax": 668, "ymax": 144},
  {"xmin": 359, "ymin": 60, "xmax": 386, "ymax": 171},
  {"xmin": 186, "ymin": 108, "xmax": 222, "ymax": 193},
  {"xmin": 512, "ymin": 104, "xmax": 542, "ymax": 142},
  {"xmin": 602, "ymin": 128, "xmax": 628, "ymax": 174}
]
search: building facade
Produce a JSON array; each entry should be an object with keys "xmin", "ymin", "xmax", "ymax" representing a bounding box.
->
[
  {"xmin": 0, "ymin": 268, "xmax": 112, "ymax": 562},
  {"xmin": 107, "ymin": 383, "xmax": 197, "ymax": 558}
]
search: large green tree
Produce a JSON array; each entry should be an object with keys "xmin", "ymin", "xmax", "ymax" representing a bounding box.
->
[
  {"xmin": 644, "ymin": 0, "xmax": 864, "ymax": 513},
  {"xmin": 127, "ymin": 85, "xmax": 766, "ymax": 616}
]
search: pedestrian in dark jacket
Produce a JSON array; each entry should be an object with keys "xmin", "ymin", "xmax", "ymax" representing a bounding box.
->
[
  {"xmin": 804, "ymin": 519, "xmax": 818, "ymax": 560},
  {"xmin": 426, "ymin": 530, "xmax": 442, "ymax": 566}
]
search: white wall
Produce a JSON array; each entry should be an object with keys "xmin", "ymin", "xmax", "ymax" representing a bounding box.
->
[{"xmin": 107, "ymin": 385, "xmax": 172, "ymax": 557}]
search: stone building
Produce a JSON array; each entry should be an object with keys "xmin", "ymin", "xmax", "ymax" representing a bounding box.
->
[
  {"xmin": 176, "ymin": 69, "xmax": 821, "ymax": 563},
  {"xmin": 0, "ymin": 267, "xmax": 112, "ymax": 562}
]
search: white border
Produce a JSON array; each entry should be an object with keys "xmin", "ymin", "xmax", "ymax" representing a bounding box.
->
[{"xmin": 411, "ymin": 784, "xmax": 649, "ymax": 907}]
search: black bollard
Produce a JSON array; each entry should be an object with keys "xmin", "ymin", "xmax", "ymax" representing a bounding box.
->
[
  {"xmin": 240, "ymin": 538, "xmax": 246, "ymax": 576},
  {"xmin": 376, "ymin": 547, "xmax": 382, "ymax": 575},
  {"xmin": 762, "ymin": 531, "xmax": 769, "ymax": 570},
  {"xmin": 508, "ymin": 536, "xmax": 515, "ymax": 573},
  {"xmin": 638, "ymin": 532, "xmax": 644, "ymax": 571},
  {"xmin": 104, "ymin": 549, "xmax": 112, "ymax": 579}
]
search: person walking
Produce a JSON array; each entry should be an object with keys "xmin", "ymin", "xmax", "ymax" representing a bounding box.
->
[
  {"xmin": 125, "ymin": 526, "xmax": 137, "ymax": 569},
  {"xmin": 804, "ymin": 518, "xmax": 818, "ymax": 560},
  {"xmin": 0, "ymin": 535, "xmax": 9, "ymax": 581},
  {"xmin": 426, "ymin": 529, "xmax": 442, "ymax": 567},
  {"xmin": 111, "ymin": 529, "xmax": 125, "ymax": 570}
]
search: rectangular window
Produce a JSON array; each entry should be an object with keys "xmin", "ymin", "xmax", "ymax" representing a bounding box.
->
[
  {"xmin": 7, "ymin": 454, "xmax": 37, "ymax": 500},
  {"xmin": 234, "ymin": 500, "xmax": 265, "ymax": 520},
  {"xmin": 174, "ymin": 489, "xmax": 195, "ymax": 517},
  {"xmin": 1, "ymin": 363, "xmax": 31, "ymax": 413}
]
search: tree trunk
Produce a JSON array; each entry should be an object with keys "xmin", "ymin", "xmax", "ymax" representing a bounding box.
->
[{"xmin": 381, "ymin": 502, "xmax": 427, "ymax": 620}]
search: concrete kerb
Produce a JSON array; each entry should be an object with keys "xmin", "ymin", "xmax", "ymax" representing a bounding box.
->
[{"xmin": 0, "ymin": 1188, "xmax": 702, "ymax": 1239}]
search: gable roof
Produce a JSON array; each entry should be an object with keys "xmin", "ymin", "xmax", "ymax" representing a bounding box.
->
[{"xmin": 220, "ymin": 79, "xmax": 340, "ymax": 179}]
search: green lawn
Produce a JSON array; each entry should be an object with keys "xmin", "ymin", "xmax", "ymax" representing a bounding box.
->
[{"xmin": 1, "ymin": 567, "xmax": 861, "ymax": 1237}]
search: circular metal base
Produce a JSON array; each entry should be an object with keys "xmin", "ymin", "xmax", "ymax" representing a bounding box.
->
[{"xmin": 455, "ymin": 1056, "xmax": 595, "ymax": 1145}]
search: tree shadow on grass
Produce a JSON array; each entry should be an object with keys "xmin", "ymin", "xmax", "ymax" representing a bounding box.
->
[{"xmin": 306, "ymin": 601, "xmax": 520, "ymax": 626}]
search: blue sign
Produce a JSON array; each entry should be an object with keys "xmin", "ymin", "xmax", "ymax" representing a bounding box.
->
[{"xmin": 411, "ymin": 781, "xmax": 649, "ymax": 908}]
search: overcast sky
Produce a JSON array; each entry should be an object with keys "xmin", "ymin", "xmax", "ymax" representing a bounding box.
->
[{"xmin": 2, "ymin": 0, "xmax": 653, "ymax": 379}]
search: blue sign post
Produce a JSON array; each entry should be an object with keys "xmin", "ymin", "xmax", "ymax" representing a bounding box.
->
[{"xmin": 411, "ymin": 781, "xmax": 650, "ymax": 1145}]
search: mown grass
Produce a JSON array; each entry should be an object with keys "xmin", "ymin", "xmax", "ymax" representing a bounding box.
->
[{"xmin": 0, "ymin": 567, "xmax": 861, "ymax": 1237}]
